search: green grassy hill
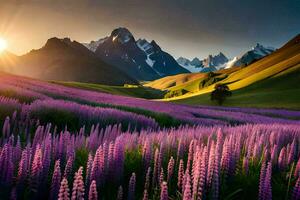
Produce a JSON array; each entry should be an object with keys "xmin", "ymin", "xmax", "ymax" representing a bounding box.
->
[
  {"xmin": 53, "ymin": 81, "xmax": 166, "ymax": 99},
  {"xmin": 142, "ymin": 34, "xmax": 300, "ymax": 109},
  {"xmin": 173, "ymin": 66, "xmax": 300, "ymax": 109}
]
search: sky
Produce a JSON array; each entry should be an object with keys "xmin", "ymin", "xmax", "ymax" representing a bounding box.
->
[{"xmin": 0, "ymin": 0, "xmax": 299, "ymax": 59}]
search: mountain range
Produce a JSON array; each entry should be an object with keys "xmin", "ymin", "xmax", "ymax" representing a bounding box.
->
[
  {"xmin": 0, "ymin": 27, "xmax": 281, "ymax": 87},
  {"xmin": 84, "ymin": 27, "xmax": 189, "ymax": 81},
  {"xmin": 177, "ymin": 43, "xmax": 275, "ymax": 73},
  {"xmin": 0, "ymin": 28, "xmax": 190, "ymax": 85},
  {"xmin": 0, "ymin": 37, "xmax": 137, "ymax": 85}
]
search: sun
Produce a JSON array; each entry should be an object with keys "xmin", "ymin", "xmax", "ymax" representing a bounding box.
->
[{"xmin": 0, "ymin": 38, "xmax": 7, "ymax": 52}]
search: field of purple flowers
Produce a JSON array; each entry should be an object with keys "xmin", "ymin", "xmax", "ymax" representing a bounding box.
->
[{"xmin": 0, "ymin": 73, "xmax": 300, "ymax": 200}]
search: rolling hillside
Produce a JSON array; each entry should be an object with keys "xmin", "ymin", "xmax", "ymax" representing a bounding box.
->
[
  {"xmin": 144, "ymin": 72, "xmax": 207, "ymax": 90},
  {"xmin": 145, "ymin": 34, "xmax": 300, "ymax": 109},
  {"xmin": 53, "ymin": 81, "xmax": 165, "ymax": 99},
  {"xmin": 174, "ymin": 65, "xmax": 300, "ymax": 109}
]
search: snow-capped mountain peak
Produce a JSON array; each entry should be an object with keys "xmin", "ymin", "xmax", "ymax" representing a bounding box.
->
[
  {"xmin": 83, "ymin": 37, "xmax": 108, "ymax": 52},
  {"xmin": 136, "ymin": 39, "xmax": 153, "ymax": 54},
  {"xmin": 83, "ymin": 27, "xmax": 189, "ymax": 80},
  {"xmin": 110, "ymin": 27, "xmax": 135, "ymax": 44},
  {"xmin": 177, "ymin": 52, "xmax": 229, "ymax": 73},
  {"xmin": 233, "ymin": 43, "xmax": 275, "ymax": 67},
  {"xmin": 252, "ymin": 43, "xmax": 274, "ymax": 56}
]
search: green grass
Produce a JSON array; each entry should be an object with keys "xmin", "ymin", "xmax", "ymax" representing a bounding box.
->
[
  {"xmin": 173, "ymin": 68, "xmax": 300, "ymax": 110},
  {"xmin": 52, "ymin": 81, "xmax": 165, "ymax": 99}
]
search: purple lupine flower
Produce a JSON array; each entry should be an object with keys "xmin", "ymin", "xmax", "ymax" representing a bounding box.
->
[
  {"xmin": 152, "ymin": 148, "xmax": 159, "ymax": 188},
  {"xmin": 278, "ymin": 147, "xmax": 287, "ymax": 170},
  {"xmin": 2, "ymin": 116, "xmax": 11, "ymax": 138},
  {"xmin": 270, "ymin": 144, "xmax": 278, "ymax": 165},
  {"xmin": 292, "ymin": 176, "xmax": 300, "ymax": 200},
  {"xmin": 263, "ymin": 162, "xmax": 272, "ymax": 200},
  {"xmin": 288, "ymin": 139, "xmax": 296, "ymax": 165},
  {"xmin": 86, "ymin": 153, "xmax": 93, "ymax": 186},
  {"xmin": 127, "ymin": 173, "xmax": 136, "ymax": 200},
  {"xmin": 212, "ymin": 141, "xmax": 221, "ymax": 200},
  {"xmin": 64, "ymin": 157, "xmax": 74, "ymax": 179},
  {"xmin": 91, "ymin": 146, "xmax": 104, "ymax": 185},
  {"xmin": 144, "ymin": 167, "xmax": 151, "ymax": 192},
  {"xmin": 50, "ymin": 160, "xmax": 62, "ymax": 200},
  {"xmin": 167, "ymin": 156, "xmax": 175, "ymax": 183},
  {"xmin": 177, "ymin": 159, "xmax": 184, "ymax": 190},
  {"xmin": 197, "ymin": 146, "xmax": 207, "ymax": 200},
  {"xmin": 58, "ymin": 177, "xmax": 70, "ymax": 200},
  {"xmin": 42, "ymin": 140, "xmax": 52, "ymax": 182},
  {"xmin": 159, "ymin": 168, "xmax": 164, "ymax": 186},
  {"xmin": 176, "ymin": 139, "xmax": 183, "ymax": 163},
  {"xmin": 107, "ymin": 142, "xmax": 115, "ymax": 178},
  {"xmin": 113, "ymin": 138, "xmax": 125, "ymax": 183},
  {"xmin": 142, "ymin": 139, "xmax": 151, "ymax": 169},
  {"xmin": 17, "ymin": 150, "xmax": 28, "ymax": 187},
  {"xmin": 157, "ymin": 147, "xmax": 163, "ymax": 186},
  {"xmin": 186, "ymin": 140, "xmax": 194, "ymax": 172},
  {"xmin": 88, "ymin": 180, "xmax": 98, "ymax": 200},
  {"xmin": 160, "ymin": 181, "xmax": 168, "ymax": 200},
  {"xmin": 207, "ymin": 141, "xmax": 215, "ymax": 187},
  {"xmin": 14, "ymin": 136, "xmax": 22, "ymax": 163},
  {"xmin": 30, "ymin": 145, "xmax": 43, "ymax": 192},
  {"xmin": 117, "ymin": 186, "xmax": 123, "ymax": 200},
  {"xmin": 142, "ymin": 189, "xmax": 148, "ymax": 200},
  {"xmin": 258, "ymin": 162, "xmax": 266, "ymax": 200},
  {"xmin": 0, "ymin": 143, "xmax": 14, "ymax": 187},
  {"xmin": 183, "ymin": 170, "xmax": 192, "ymax": 200},
  {"xmin": 192, "ymin": 148, "xmax": 202, "ymax": 199},
  {"xmin": 71, "ymin": 166, "xmax": 85, "ymax": 200}
]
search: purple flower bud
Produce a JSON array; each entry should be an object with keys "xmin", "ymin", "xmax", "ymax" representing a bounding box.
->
[
  {"xmin": 30, "ymin": 145, "xmax": 43, "ymax": 192},
  {"xmin": 142, "ymin": 190, "xmax": 148, "ymax": 200},
  {"xmin": 71, "ymin": 166, "xmax": 85, "ymax": 200},
  {"xmin": 127, "ymin": 173, "xmax": 136, "ymax": 200},
  {"xmin": 88, "ymin": 180, "xmax": 98, "ymax": 200},
  {"xmin": 177, "ymin": 159, "xmax": 184, "ymax": 190},
  {"xmin": 85, "ymin": 153, "xmax": 93, "ymax": 186},
  {"xmin": 160, "ymin": 181, "xmax": 168, "ymax": 200},
  {"xmin": 144, "ymin": 167, "xmax": 151, "ymax": 191},
  {"xmin": 167, "ymin": 156, "xmax": 175, "ymax": 183},
  {"xmin": 258, "ymin": 162, "xmax": 266, "ymax": 200},
  {"xmin": 58, "ymin": 177, "xmax": 70, "ymax": 200},
  {"xmin": 50, "ymin": 160, "xmax": 62, "ymax": 200},
  {"xmin": 159, "ymin": 168, "xmax": 164, "ymax": 186},
  {"xmin": 64, "ymin": 157, "xmax": 74, "ymax": 179},
  {"xmin": 183, "ymin": 170, "xmax": 191, "ymax": 200}
]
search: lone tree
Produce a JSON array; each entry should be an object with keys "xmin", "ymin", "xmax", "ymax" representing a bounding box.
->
[{"xmin": 211, "ymin": 84, "xmax": 232, "ymax": 105}]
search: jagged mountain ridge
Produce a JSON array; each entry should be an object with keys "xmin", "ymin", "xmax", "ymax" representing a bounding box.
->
[
  {"xmin": 177, "ymin": 52, "xmax": 229, "ymax": 72},
  {"xmin": 84, "ymin": 27, "xmax": 189, "ymax": 80},
  {"xmin": 178, "ymin": 43, "xmax": 275, "ymax": 72}
]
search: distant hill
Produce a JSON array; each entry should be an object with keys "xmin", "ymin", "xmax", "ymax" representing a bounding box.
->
[
  {"xmin": 146, "ymin": 34, "xmax": 300, "ymax": 109},
  {"xmin": 230, "ymin": 43, "xmax": 275, "ymax": 68},
  {"xmin": 177, "ymin": 44, "xmax": 274, "ymax": 72},
  {"xmin": 84, "ymin": 27, "xmax": 189, "ymax": 81},
  {"xmin": 0, "ymin": 38, "xmax": 137, "ymax": 85},
  {"xmin": 177, "ymin": 52, "xmax": 229, "ymax": 72}
]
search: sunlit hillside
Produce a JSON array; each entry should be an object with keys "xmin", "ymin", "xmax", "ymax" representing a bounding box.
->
[{"xmin": 144, "ymin": 34, "xmax": 300, "ymax": 109}]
